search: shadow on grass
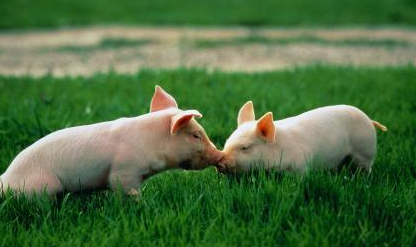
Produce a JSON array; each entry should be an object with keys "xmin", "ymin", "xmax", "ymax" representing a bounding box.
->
[{"xmin": 219, "ymin": 158, "xmax": 371, "ymax": 185}]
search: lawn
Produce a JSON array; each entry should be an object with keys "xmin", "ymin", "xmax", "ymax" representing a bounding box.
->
[
  {"xmin": 0, "ymin": 66, "xmax": 415, "ymax": 246},
  {"xmin": 1, "ymin": 0, "xmax": 416, "ymax": 30}
]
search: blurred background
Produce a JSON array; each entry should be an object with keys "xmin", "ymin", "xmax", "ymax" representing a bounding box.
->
[{"xmin": 0, "ymin": 0, "xmax": 416, "ymax": 76}]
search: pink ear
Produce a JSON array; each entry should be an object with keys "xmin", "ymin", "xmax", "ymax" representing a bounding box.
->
[
  {"xmin": 256, "ymin": 112, "xmax": 275, "ymax": 142},
  {"xmin": 237, "ymin": 101, "xmax": 255, "ymax": 126},
  {"xmin": 150, "ymin": 86, "xmax": 178, "ymax": 112},
  {"xmin": 171, "ymin": 110, "xmax": 203, "ymax": 134}
]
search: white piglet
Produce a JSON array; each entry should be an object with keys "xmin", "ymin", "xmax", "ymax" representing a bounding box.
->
[
  {"xmin": 218, "ymin": 102, "xmax": 387, "ymax": 173},
  {"xmin": 0, "ymin": 86, "xmax": 222, "ymax": 196}
]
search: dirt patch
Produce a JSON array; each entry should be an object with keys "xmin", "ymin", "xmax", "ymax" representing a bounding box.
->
[{"xmin": 0, "ymin": 26, "xmax": 416, "ymax": 77}]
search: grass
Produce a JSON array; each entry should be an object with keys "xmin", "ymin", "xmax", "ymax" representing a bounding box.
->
[
  {"xmin": 55, "ymin": 38, "xmax": 153, "ymax": 53},
  {"xmin": 0, "ymin": 66, "xmax": 416, "ymax": 246},
  {"xmin": 1, "ymin": 0, "xmax": 416, "ymax": 30},
  {"xmin": 193, "ymin": 35, "xmax": 411, "ymax": 48}
]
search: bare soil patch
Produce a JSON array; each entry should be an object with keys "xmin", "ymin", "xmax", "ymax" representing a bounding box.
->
[{"xmin": 0, "ymin": 26, "xmax": 416, "ymax": 76}]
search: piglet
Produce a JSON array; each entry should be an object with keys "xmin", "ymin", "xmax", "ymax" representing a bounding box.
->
[
  {"xmin": 0, "ymin": 86, "xmax": 222, "ymax": 196},
  {"xmin": 218, "ymin": 102, "xmax": 387, "ymax": 173}
]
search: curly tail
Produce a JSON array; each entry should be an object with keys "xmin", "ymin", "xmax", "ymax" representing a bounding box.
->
[{"xmin": 372, "ymin": 120, "xmax": 388, "ymax": 132}]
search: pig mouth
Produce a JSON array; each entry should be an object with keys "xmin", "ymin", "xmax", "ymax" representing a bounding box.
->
[
  {"xmin": 215, "ymin": 161, "xmax": 243, "ymax": 174},
  {"xmin": 215, "ymin": 163, "xmax": 230, "ymax": 174},
  {"xmin": 215, "ymin": 165, "xmax": 226, "ymax": 174}
]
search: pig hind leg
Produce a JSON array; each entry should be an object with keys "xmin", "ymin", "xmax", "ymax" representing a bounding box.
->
[
  {"xmin": 352, "ymin": 153, "xmax": 374, "ymax": 173},
  {"xmin": 2, "ymin": 171, "xmax": 63, "ymax": 196},
  {"xmin": 350, "ymin": 131, "xmax": 377, "ymax": 173},
  {"xmin": 22, "ymin": 171, "xmax": 63, "ymax": 196},
  {"xmin": 347, "ymin": 108, "xmax": 378, "ymax": 173}
]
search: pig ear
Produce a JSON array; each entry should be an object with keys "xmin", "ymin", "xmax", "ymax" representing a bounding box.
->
[
  {"xmin": 256, "ymin": 112, "xmax": 275, "ymax": 143},
  {"xmin": 171, "ymin": 110, "xmax": 203, "ymax": 135},
  {"xmin": 238, "ymin": 101, "xmax": 255, "ymax": 126},
  {"xmin": 150, "ymin": 86, "xmax": 178, "ymax": 112}
]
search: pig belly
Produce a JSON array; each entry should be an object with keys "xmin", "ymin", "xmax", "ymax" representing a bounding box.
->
[
  {"xmin": 310, "ymin": 140, "xmax": 351, "ymax": 169},
  {"xmin": 59, "ymin": 160, "xmax": 111, "ymax": 192}
]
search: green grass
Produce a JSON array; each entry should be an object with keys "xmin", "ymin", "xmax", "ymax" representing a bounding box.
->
[
  {"xmin": 1, "ymin": 0, "xmax": 416, "ymax": 30},
  {"xmin": 54, "ymin": 38, "xmax": 153, "ymax": 53},
  {"xmin": 194, "ymin": 35, "xmax": 411, "ymax": 48},
  {"xmin": 1, "ymin": 66, "xmax": 416, "ymax": 246}
]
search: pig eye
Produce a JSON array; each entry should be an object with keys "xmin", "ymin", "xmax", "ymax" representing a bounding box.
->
[
  {"xmin": 191, "ymin": 133, "xmax": 202, "ymax": 140},
  {"xmin": 240, "ymin": 145, "xmax": 252, "ymax": 151}
]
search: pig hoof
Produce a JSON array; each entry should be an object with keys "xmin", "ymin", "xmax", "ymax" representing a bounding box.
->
[{"xmin": 127, "ymin": 188, "xmax": 140, "ymax": 196}]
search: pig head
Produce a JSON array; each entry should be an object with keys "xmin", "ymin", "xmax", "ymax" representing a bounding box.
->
[{"xmin": 148, "ymin": 86, "xmax": 223, "ymax": 170}]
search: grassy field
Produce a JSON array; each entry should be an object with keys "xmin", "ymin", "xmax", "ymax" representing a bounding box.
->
[
  {"xmin": 0, "ymin": 66, "xmax": 415, "ymax": 246},
  {"xmin": 1, "ymin": 0, "xmax": 416, "ymax": 29}
]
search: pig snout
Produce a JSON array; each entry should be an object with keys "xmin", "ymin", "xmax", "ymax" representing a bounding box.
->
[
  {"xmin": 214, "ymin": 155, "xmax": 229, "ymax": 173},
  {"xmin": 215, "ymin": 163, "xmax": 226, "ymax": 173},
  {"xmin": 215, "ymin": 153, "xmax": 237, "ymax": 173},
  {"xmin": 201, "ymin": 141, "xmax": 222, "ymax": 164},
  {"xmin": 205, "ymin": 148, "xmax": 224, "ymax": 165},
  {"xmin": 190, "ymin": 142, "xmax": 223, "ymax": 170}
]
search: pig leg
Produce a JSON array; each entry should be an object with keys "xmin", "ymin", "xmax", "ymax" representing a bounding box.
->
[
  {"xmin": 350, "ymin": 121, "xmax": 377, "ymax": 173},
  {"xmin": 25, "ymin": 172, "xmax": 64, "ymax": 196},
  {"xmin": 351, "ymin": 138, "xmax": 376, "ymax": 173},
  {"xmin": 108, "ymin": 168, "xmax": 141, "ymax": 196},
  {"xmin": 352, "ymin": 154, "xmax": 374, "ymax": 173}
]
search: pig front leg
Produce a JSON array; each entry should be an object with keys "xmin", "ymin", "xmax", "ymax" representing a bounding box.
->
[{"xmin": 108, "ymin": 167, "xmax": 142, "ymax": 196}]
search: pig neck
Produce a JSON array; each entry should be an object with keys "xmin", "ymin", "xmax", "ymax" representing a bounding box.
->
[
  {"xmin": 270, "ymin": 122, "xmax": 310, "ymax": 168},
  {"xmin": 113, "ymin": 112, "xmax": 175, "ymax": 178}
]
